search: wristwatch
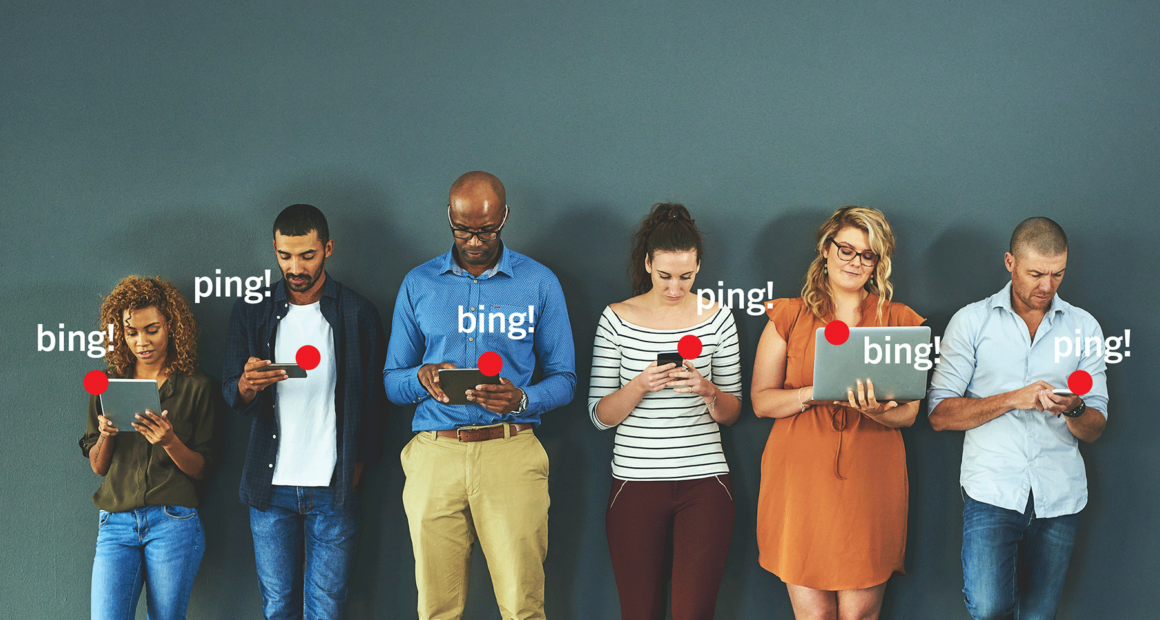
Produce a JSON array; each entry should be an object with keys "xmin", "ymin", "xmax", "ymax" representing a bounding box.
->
[
  {"xmin": 1062, "ymin": 398, "xmax": 1086, "ymax": 418},
  {"xmin": 513, "ymin": 389, "xmax": 529, "ymax": 414}
]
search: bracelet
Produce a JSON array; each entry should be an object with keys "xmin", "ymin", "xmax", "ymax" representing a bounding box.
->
[
  {"xmin": 707, "ymin": 394, "xmax": 718, "ymax": 415},
  {"xmin": 797, "ymin": 387, "xmax": 808, "ymax": 413}
]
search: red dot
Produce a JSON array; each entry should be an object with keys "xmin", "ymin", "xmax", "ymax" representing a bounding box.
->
[
  {"xmin": 478, "ymin": 351, "xmax": 503, "ymax": 377},
  {"xmin": 296, "ymin": 345, "xmax": 321, "ymax": 371},
  {"xmin": 1067, "ymin": 370, "xmax": 1093, "ymax": 396},
  {"xmin": 825, "ymin": 320, "xmax": 850, "ymax": 346},
  {"xmin": 678, "ymin": 335, "xmax": 703, "ymax": 360},
  {"xmin": 84, "ymin": 370, "xmax": 109, "ymax": 396}
]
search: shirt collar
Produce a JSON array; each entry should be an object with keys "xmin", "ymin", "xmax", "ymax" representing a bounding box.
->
[
  {"xmin": 439, "ymin": 242, "xmax": 514, "ymax": 279},
  {"xmin": 990, "ymin": 281, "xmax": 1067, "ymax": 316},
  {"xmin": 270, "ymin": 273, "xmax": 338, "ymax": 304}
]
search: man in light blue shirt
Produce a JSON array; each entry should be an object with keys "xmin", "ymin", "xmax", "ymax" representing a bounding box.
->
[
  {"xmin": 384, "ymin": 171, "xmax": 575, "ymax": 620},
  {"xmin": 929, "ymin": 217, "xmax": 1108, "ymax": 620}
]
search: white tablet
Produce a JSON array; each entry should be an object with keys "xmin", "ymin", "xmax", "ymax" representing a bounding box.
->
[{"xmin": 98, "ymin": 379, "xmax": 162, "ymax": 432}]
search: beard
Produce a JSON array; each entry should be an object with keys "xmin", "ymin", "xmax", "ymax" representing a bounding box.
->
[{"xmin": 284, "ymin": 258, "xmax": 325, "ymax": 293}]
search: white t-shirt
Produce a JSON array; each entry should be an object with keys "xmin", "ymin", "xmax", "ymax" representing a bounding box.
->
[{"xmin": 272, "ymin": 301, "xmax": 338, "ymax": 486}]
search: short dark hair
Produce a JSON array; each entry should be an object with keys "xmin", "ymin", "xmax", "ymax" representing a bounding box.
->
[
  {"xmin": 1010, "ymin": 216, "xmax": 1067, "ymax": 257},
  {"xmin": 273, "ymin": 204, "xmax": 329, "ymax": 245}
]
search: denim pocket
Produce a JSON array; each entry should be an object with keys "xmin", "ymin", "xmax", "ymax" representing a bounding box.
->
[
  {"xmin": 163, "ymin": 506, "xmax": 197, "ymax": 520},
  {"xmin": 98, "ymin": 510, "xmax": 110, "ymax": 527}
]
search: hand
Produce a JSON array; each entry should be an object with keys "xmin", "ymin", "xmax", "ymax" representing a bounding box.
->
[
  {"xmin": 839, "ymin": 379, "xmax": 899, "ymax": 419},
  {"xmin": 1008, "ymin": 381, "xmax": 1055, "ymax": 412},
  {"xmin": 668, "ymin": 361, "xmax": 714, "ymax": 398},
  {"xmin": 418, "ymin": 362, "xmax": 458, "ymax": 403},
  {"xmin": 632, "ymin": 361, "xmax": 678, "ymax": 393},
  {"xmin": 1037, "ymin": 391, "xmax": 1081, "ymax": 416},
  {"xmin": 467, "ymin": 377, "xmax": 524, "ymax": 414},
  {"xmin": 353, "ymin": 462, "xmax": 365, "ymax": 489},
  {"xmin": 96, "ymin": 414, "xmax": 119, "ymax": 438},
  {"xmin": 240, "ymin": 358, "xmax": 287, "ymax": 398},
  {"xmin": 133, "ymin": 410, "xmax": 178, "ymax": 448}
]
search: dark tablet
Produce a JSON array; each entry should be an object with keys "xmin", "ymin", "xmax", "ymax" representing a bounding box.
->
[
  {"xmin": 98, "ymin": 379, "xmax": 162, "ymax": 432},
  {"xmin": 438, "ymin": 368, "xmax": 502, "ymax": 405}
]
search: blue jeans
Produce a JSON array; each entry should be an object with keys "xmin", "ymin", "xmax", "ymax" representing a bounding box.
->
[
  {"xmin": 961, "ymin": 491, "xmax": 1080, "ymax": 620},
  {"xmin": 250, "ymin": 485, "xmax": 359, "ymax": 620},
  {"xmin": 91, "ymin": 505, "xmax": 205, "ymax": 620}
]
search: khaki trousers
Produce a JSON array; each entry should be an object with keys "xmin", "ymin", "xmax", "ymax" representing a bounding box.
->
[{"xmin": 401, "ymin": 426, "xmax": 550, "ymax": 620}]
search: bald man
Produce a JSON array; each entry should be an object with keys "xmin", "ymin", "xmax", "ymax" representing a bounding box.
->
[
  {"xmin": 928, "ymin": 217, "xmax": 1109, "ymax": 620},
  {"xmin": 384, "ymin": 171, "xmax": 576, "ymax": 620}
]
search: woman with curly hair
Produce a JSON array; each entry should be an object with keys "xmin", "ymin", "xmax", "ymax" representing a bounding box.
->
[
  {"xmin": 79, "ymin": 276, "xmax": 218, "ymax": 620},
  {"xmin": 752, "ymin": 207, "xmax": 924, "ymax": 620}
]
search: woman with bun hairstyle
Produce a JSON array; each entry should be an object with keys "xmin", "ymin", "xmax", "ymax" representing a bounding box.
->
[
  {"xmin": 79, "ymin": 276, "xmax": 218, "ymax": 620},
  {"xmin": 589, "ymin": 203, "xmax": 743, "ymax": 619},
  {"xmin": 752, "ymin": 207, "xmax": 924, "ymax": 620}
]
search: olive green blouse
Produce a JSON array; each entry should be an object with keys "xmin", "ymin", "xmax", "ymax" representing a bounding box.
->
[{"xmin": 80, "ymin": 371, "xmax": 218, "ymax": 512}]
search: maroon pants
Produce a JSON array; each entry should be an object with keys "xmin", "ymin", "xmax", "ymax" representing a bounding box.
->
[{"xmin": 605, "ymin": 475, "xmax": 735, "ymax": 620}]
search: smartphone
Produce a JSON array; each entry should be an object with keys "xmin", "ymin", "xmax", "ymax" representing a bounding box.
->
[
  {"xmin": 1052, "ymin": 388, "xmax": 1075, "ymax": 396},
  {"xmin": 656, "ymin": 352, "xmax": 684, "ymax": 367},
  {"xmin": 267, "ymin": 363, "xmax": 307, "ymax": 378}
]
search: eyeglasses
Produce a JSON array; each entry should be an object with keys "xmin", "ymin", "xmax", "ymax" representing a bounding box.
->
[
  {"xmin": 829, "ymin": 240, "xmax": 879, "ymax": 266},
  {"xmin": 447, "ymin": 204, "xmax": 509, "ymax": 241}
]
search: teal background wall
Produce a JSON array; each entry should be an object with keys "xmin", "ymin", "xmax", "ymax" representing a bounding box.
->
[{"xmin": 3, "ymin": 1, "xmax": 1156, "ymax": 618}]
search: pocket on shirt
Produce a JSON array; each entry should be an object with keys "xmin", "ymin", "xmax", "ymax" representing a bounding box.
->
[{"xmin": 163, "ymin": 506, "xmax": 198, "ymax": 520}]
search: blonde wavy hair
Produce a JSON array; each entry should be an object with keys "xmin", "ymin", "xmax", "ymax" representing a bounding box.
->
[
  {"xmin": 801, "ymin": 206, "xmax": 896, "ymax": 322},
  {"xmin": 98, "ymin": 276, "xmax": 199, "ymax": 377}
]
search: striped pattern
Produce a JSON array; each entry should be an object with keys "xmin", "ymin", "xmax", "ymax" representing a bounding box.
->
[{"xmin": 588, "ymin": 305, "xmax": 742, "ymax": 481}]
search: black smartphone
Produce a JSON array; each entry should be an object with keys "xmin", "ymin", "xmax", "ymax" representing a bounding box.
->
[
  {"xmin": 267, "ymin": 363, "xmax": 307, "ymax": 378},
  {"xmin": 656, "ymin": 352, "xmax": 684, "ymax": 367}
]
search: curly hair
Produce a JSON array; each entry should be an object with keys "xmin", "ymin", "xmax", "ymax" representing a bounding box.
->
[
  {"xmin": 98, "ymin": 276, "xmax": 199, "ymax": 377},
  {"xmin": 801, "ymin": 206, "xmax": 896, "ymax": 322}
]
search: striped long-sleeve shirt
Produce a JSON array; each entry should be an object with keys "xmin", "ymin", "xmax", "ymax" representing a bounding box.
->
[{"xmin": 588, "ymin": 304, "xmax": 742, "ymax": 481}]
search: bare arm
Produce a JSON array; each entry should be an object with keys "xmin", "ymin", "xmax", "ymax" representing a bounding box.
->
[
  {"xmin": 751, "ymin": 321, "xmax": 811, "ymax": 419},
  {"xmin": 89, "ymin": 415, "xmax": 117, "ymax": 476},
  {"xmin": 1036, "ymin": 391, "xmax": 1107, "ymax": 443},
  {"xmin": 929, "ymin": 380, "xmax": 1055, "ymax": 431}
]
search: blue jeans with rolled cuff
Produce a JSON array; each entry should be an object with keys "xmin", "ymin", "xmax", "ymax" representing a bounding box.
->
[
  {"xmin": 961, "ymin": 490, "xmax": 1080, "ymax": 620},
  {"xmin": 91, "ymin": 505, "xmax": 205, "ymax": 620},
  {"xmin": 249, "ymin": 484, "xmax": 359, "ymax": 620}
]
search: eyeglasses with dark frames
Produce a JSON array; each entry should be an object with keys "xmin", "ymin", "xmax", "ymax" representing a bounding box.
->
[
  {"xmin": 447, "ymin": 204, "xmax": 509, "ymax": 241},
  {"xmin": 828, "ymin": 239, "xmax": 879, "ymax": 266}
]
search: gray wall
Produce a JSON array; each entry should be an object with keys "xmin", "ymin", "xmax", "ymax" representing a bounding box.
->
[{"xmin": 3, "ymin": 1, "xmax": 1156, "ymax": 618}]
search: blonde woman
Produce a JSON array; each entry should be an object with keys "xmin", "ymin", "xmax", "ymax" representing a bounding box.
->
[{"xmin": 752, "ymin": 207, "xmax": 924, "ymax": 620}]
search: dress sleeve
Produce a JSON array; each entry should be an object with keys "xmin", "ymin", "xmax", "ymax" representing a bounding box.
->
[
  {"xmin": 587, "ymin": 308, "xmax": 622, "ymax": 431},
  {"xmin": 886, "ymin": 302, "xmax": 926, "ymax": 327},
  {"xmin": 765, "ymin": 298, "xmax": 803, "ymax": 340}
]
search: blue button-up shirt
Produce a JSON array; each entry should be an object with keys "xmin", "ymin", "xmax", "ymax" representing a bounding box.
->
[
  {"xmin": 928, "ymin": 282, "xmax": 1109, "ymax": 518},
  {"xmin": 222, "ymin": 275, "xmax": 387, "ymax": 510},
  {"xmin": 384, "ymin": 243, "xmax": 576, "ymax": 431}
]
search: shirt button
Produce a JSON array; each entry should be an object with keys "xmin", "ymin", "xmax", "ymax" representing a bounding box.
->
[
  {"xmin": 474, "ymin": 279, "xmax": 478, "ymax": 283},
  {"xmin": 470, "ymin": 306, "xmax": 475, "ymax": 311},
  {"xmin": 469, "ymin": 337, "xmax": 474, "ymax": 342},
  {"xmin": 268, "ymin": 464, "xmax": 273, "ymax": 468},
  {"xmin": 272, "ymin": 434, "xmax": 277, "ymax": 439}
]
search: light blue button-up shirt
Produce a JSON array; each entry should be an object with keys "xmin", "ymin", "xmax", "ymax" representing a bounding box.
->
[
  {"xmin": 383, "ymin": 243, "xmax": 577, "ymax": 431},
  {"xmin": 927, "ymin": 282, "xmax": 1108, "ymax": 518}
]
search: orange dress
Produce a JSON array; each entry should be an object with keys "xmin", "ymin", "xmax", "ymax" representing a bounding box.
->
[{"xmin": 756, "ymin": 294, "xmax": 924, "ymax": 590}]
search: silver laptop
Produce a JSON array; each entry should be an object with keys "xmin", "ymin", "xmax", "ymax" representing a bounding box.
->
[{"xmin": 812, "ymin": 326, "xmax": 932, "ymax": 402}]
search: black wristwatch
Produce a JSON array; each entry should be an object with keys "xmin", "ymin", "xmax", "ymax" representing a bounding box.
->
[{"xmin": 1062, "ymin": 398, "xmax": 1086, "ymax": 418}]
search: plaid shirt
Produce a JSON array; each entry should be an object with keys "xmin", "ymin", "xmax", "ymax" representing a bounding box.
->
[{"xmin": 222, "ymin": 275, "xmax": 386, "ymax": 510}]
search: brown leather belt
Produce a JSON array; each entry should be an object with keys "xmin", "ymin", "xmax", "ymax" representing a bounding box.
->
[{"xmin": 432, "ymin": 423, "xmax": 534, "ymax": 442}]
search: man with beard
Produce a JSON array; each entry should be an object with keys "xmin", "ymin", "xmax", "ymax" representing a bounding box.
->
[
  {"xmin": 929, "ymin": 216, "xmax": 1108, "ymax": 620},
  {"xmin": 384, "ymin": 171, "xmax": 575, "ymax": 620},
  {"xmin": 223, "ymin": 204, "xmax": 387, "ymax": 619}
]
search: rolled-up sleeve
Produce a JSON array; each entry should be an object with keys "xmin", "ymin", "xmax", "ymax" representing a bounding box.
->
[{"xmin": 927, "ymin": 307, "xmax": 978, "ymax": 416}]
